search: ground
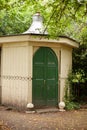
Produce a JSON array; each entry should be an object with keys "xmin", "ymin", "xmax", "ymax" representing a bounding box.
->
[{"xmin": 0, "ymin": 105, "xmax": 87, "ymax": 130}]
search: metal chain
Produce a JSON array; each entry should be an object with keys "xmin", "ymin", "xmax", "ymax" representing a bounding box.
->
[{"xmin": 0, "ymin": 75, "xmax": 32, "ymax": 81}]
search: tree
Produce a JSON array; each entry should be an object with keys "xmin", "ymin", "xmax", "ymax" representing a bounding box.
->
[{"xmin": 0, "ymin": 0, "xmax": 87, "ymax": 41}]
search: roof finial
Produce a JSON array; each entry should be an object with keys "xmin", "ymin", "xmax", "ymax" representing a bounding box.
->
[{"xmin": 23, "ymin": 13, "xmax": 48, "ymax": 35}]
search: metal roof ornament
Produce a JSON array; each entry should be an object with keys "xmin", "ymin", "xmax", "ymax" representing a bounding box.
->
[{"xmin": 23, "ymin": 12, "xmax": 48, "ymax": 35}]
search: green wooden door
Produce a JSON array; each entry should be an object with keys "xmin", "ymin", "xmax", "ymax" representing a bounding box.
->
[{"xmin": 33, "ymin": 47, "xmax": 58, "ymax": 107}]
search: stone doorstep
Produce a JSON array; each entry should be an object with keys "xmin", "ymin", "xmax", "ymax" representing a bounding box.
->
[
  {"xmin": 0, "ymin": 105, "xmax": 66, "ymax": 113},
  {"xmin": 25, "ymin": 107, "xmax": 66, "ymax": 114},
  {"xmin": 36, "ymin": 107, "xmax": 59, "ymax": 114},
  {"xmin": 26, "ymin": 110, "xmax": 36, "ymax": 114}
]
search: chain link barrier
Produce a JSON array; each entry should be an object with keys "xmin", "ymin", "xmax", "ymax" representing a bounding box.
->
[{"xmin": 0, "ymin": 75, "xmax": 32, "ymax": 81}]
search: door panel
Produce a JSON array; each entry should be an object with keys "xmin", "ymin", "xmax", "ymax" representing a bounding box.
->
[
  {"xmin": 33, "ymin": 66, "xmax": 45, "ymax": 106},
  {"xmin": 33, "ymin": 47, "xmax": 58, "ymax": 107},
  {"xmin": 46, "ymin": 67, "xmax": 58, "ymax": 106}
]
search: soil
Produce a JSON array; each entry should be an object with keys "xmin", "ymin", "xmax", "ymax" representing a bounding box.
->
[{"xmin": 0, "ymin": 105, "xmax": 87, "ymax": 130}]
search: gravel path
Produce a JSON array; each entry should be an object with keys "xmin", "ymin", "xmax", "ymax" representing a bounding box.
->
[{"xmin": 0, "ymin": 106, "xmax": 87, "ymax": 130}]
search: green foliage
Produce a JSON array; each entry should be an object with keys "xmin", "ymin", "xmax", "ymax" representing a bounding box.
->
[
  {"xmin": 64, "ymin": 72, "xmax": 81, "ymax": 110},
  {"xmin": 0, "ymin": 0, "xmax": 52, "ymax": 35},
  {"xmin": 72, "ymin": 43, "xmax": 87, "ymax": 83},
  {"xmin": 0, "ymin": 0, "xmax": 87, "ymax": 40},
  {"xmin": 65, "ymin": 101, "xmax": 80, "ymax": 110},
  {"xmin": 64, "ymin": 73, "xmax": 74, "ymax": 102},
  {"xmin": 72, "ymin": 71, "xmax": 85, "ymax": 83}
]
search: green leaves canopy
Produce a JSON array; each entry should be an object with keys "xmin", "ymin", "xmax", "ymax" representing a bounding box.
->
[{"xmin": 0, "ymin": 0, "xmax": 87, "ymax": 41}]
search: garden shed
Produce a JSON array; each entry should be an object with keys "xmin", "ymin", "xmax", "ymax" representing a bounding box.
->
[{"xmin": 0, "ymin": 13, "xmax": 79, "ymax": 109}]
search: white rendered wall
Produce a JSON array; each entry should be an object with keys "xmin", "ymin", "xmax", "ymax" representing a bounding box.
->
[
  {"xmin": 1, "ymin": 43, "xmax": 32, "ymax": 108},
  {"xmin": 60, "ymin": 47, "xmax": 72, "ymax": 101}
]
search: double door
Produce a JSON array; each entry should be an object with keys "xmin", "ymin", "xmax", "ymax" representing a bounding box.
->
[{"xmin": 33, "ymin": 47, "xmax": 58, "ymax": 107}]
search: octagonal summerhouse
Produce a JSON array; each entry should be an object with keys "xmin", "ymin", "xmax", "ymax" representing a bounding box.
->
[
  {"xmin": 0, "ymin": 34, "xmax": 79, "ymax": 109},
  {"xmin": 0, "ymin": 13, "xmax": 79, "ymax": 109}
]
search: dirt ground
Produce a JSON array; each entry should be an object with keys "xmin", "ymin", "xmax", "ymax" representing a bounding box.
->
[{"xmin": 0, "ymin": 106, "xmax": 87, "ymax": 130}]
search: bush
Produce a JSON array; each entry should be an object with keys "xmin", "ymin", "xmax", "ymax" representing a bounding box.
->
[
  {"xmin": 64, "ymin": 72, "xmax": 80, "ymax": 110},
  {"xmin": 65, "ymin": 101, "xmax": 80, "ymax": 110}
]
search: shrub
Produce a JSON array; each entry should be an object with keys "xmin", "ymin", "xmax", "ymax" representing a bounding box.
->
[
  {"xmin": 64, "ymin": 72, "xmax": 80, "ymax": 110},
  {"xmin": 65, "ymin": 101, "xmax": 80, "ymax": 110}
]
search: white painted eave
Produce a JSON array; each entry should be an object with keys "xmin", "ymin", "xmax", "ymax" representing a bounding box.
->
[{"xmin": 0, "ymin": 34, "xmax": 79, "ymax": 48}]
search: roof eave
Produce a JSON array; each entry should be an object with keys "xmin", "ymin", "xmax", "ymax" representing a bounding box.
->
[{"xmin": 0, "ymin": 34, "xmax": 79, "ymax": 48}]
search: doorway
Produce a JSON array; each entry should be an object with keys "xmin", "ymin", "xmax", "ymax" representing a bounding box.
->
[{"xmin": 33, "ymin": 47, "xmax": 58, "ymax": 107}]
